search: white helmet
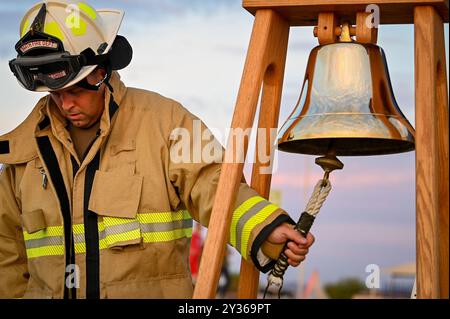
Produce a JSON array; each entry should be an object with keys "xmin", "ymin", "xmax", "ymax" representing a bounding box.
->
[{"xmin": 9, "ymin": 0, "xmax": 132, "ymax": 92}]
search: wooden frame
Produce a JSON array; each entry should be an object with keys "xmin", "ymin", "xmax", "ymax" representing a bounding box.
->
[
  {"xmin": 243, "ymin": 0, "xmax": 449, "ymax": 25},
  {"xmin": 193, "ymin": 0, "xmax": 449, "ymax": 299}
]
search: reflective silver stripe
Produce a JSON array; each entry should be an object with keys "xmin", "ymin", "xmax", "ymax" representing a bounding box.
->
[
  {"xmin": 99, "ymin": 230, "xmax": 106, "ymax": 241},
  {"xmin": 24, "ymin": 236, "xmax": 64, "ymax": 249},
  {"xmin": 23, "ymin": 216, "xmax": 194, "ymax": 256},
  {"xmin": 74, "ymin": 231, "xmax": 117, "ymax": 244},
  {"xmin": 73, "ymin": 233, "xmax": 85, "ymax": 244},
  {"xmin": 103, "ymin": 220, "xmax": 140, "ymax": 236},
  {"xmin": 235, "ymin": 200, "xmax": 269, "ymax": 253},
  {"xmin": 140, "ymin": 219, "xmax": 193, "ymax": 233},
  {"xmin": 72, "ymin": 218, "xmax": 193, "ymax": 249}
]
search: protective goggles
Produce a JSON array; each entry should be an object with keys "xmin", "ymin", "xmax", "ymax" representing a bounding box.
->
[
  {"xmin": 9, "ymin": 52, "xmax": 88, "ymax": 91},
  {"xmin": 9, "ymin": 29, "xmax": 109, "ymax": 91}
]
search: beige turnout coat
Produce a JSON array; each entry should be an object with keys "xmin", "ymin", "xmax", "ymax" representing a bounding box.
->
[{"xmin": 0, "ymin": 73, "xmax": 291, "ymax": 299}]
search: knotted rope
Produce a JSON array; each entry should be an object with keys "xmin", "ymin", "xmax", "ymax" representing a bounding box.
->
[{"xmin": 263, "ymin": 178, "xmax": 332, "ymax": 299}]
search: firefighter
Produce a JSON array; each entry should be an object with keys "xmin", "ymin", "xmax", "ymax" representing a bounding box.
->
[{"xmin": 0, "ymin": 1, "xmax": 314, "ymax": 299}]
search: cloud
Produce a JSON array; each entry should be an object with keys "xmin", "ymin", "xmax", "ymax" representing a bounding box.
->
[
  {"xmin": 0, "ymin": 59, "xmax": 46, "ymax": 135},
  {"xmin": 118, "ymin": 7, "xmax": 255, "ymax": 132},
  {"xmin": 313, "ymin": 221, "xmax": 414, "ymax": 248}
]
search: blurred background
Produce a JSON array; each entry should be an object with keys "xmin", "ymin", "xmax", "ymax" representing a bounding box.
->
[{"xmin": 0, "ymin": 0, "xmax": 448, "ymax": 299}]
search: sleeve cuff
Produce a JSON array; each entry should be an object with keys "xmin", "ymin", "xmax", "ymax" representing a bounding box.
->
[{"xmin": 250, "ymin": 213, "xmax": 295, "ymax": 273}]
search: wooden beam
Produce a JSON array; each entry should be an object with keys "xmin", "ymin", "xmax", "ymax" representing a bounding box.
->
[
  {"xmin": 237, "ymin": 21, "xmax": 290, "ymax": 298},
  {"xmin": 193, "ymin": 9, "xmax": 290, "ymax": 299},
  {"xmin": 414, "ymin": 5, "xmax": 449, "ymax": 299},
  {"xmin": 243, "ymin": 0, "xmax": 449, "ymax": 25}
]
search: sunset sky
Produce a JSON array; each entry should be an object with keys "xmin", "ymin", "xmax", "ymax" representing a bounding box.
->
[{"xmin": 0, "ymin": 0, "xmax": 448, "ymax": 294}]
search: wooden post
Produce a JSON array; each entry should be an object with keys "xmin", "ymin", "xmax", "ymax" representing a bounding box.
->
[
  {"xmin": 193, "ymin": 9, "xmax": 290, "ymax": 299},
  {"xmin": 237, "ymin": 25, "xmax": 290, "ymax": 298},
  {"xmin": 414, "ymin": 6, "xmax": 449, "ymax": 299}
]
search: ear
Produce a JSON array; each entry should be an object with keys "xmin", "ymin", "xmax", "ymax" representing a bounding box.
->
[
  {"xmin": 96, "ymin": 67, "xmax": 106, "ymax": 78},
  {"xmin": 86, "ymin": 67, "xmax": 106, "ymax": 84}
]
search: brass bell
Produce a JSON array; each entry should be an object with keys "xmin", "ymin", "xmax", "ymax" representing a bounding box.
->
[{"xmin": 277, "ymin": 41, "xmax": 415, "ymax": 156}]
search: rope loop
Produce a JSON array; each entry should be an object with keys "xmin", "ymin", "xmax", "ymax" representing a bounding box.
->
[{"xmin": 264, "ymin": 178, "xmax": 333, "ymax": 298}]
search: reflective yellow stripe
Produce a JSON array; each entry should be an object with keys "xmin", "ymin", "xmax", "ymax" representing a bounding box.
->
[
  {"xmin": 23, "ymin": 211, "xmax": 193, "ymax": 258},
  {"xmin": 230, "ymin": 196, "xmax": 265, "ymax": 247},
  {"xmin": 104, "ymin": 228, "xmax": 141, "ymax": 246},
  {"xmin": 98, "ymin": 222, "xmax": 105, "ymax": 233},
  {"xmin": 99, "ymin": 238, "xmax": 108, "ymax": 250},
  {"xmin": 100, "ymin": 211, "xmax": 190, "ymax": 227},
  {"xmin": 102, "ymin": 216, "xmax": 135, "ymax": 227},
  {"xmin": 78, "ymin": 2, "xmax": 97, "ymax": 20},
  {"xmin": 24, "ymin": 226, "xmax": 64, "ymax": 259},
  {"xmin": 74, "ymin": 242, "xmax": 86, "ymax": 254},
  {"xmin": 138, "ymin": 210, "xmax": 191, "ymax": 223},
  {"xmin": 142, "ymin": 228, "xmax": 193, "ymax": 243},
  {"xmin": 73, "ymin": 224, "xmax": 85, "ymax": 235},
  {"xmin": 23, "ymin": 226, "xmax": 64, "ymax": 240},
  {"xmin": 240, "ymin": 204, "xmax": 279, "ymax": 256},
  {"xmin": 26, "ymin": 245, "xmax": 64, "ymax": 259}
]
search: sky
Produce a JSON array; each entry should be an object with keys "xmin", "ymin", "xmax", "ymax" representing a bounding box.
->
[{"xmin": 0, "ymin": 0, "xmax": 448, "ymax": 296}]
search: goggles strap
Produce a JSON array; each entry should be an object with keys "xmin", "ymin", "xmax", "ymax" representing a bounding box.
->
[
  {"xmin": 75, "ymin": 48, "xmax": 114, "ymax": 91},
  {"xmin": 103, "ymin": 63, "xmax": 114, "ymax": 93},
  {"xmin": 80, "ymin": 48, "xmax": 110, "ymax": 67},
  {"xmin": 76, "ymin": 76, "xmax": 104, "ymax": 91},
  {"xmin": 76, "ymin": 64, "xmax": 113, "ymax": 92}
]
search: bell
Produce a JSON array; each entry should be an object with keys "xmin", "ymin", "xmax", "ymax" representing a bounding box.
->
[{"xmin": 277, "ymin": 41, "xmax": 415, "ymax": 156}]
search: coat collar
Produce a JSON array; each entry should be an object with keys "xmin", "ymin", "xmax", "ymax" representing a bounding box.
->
[{"xmin": 0, "ymin": 72, "xmax": 127, "ymax": 165}]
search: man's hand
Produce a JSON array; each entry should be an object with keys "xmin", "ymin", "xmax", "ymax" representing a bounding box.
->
[{"xmin": 266, "ymin": 223, "xmax": 315, "ymax": 267}]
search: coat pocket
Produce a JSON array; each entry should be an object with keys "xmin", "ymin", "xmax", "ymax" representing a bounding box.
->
[
  {"xmin": 89, "ymin": 170, "xmax": 143, "ymax": 219},
  {"xmin": 88, "ymin": 170, "xmax": 144, "ymax": 249},
  {"xmin": 21, "ymin": 209, "xmax": 46, "ymax": 234}
]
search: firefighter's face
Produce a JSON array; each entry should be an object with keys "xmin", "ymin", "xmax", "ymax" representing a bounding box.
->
[{"xmin": 50, "ymin": 69, "xmax": 106, "ymax": 128}]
